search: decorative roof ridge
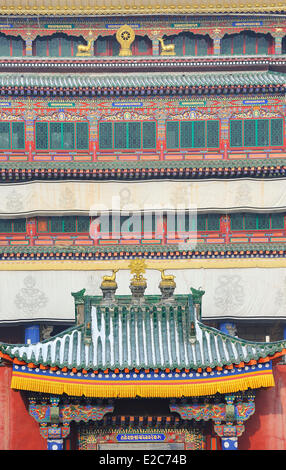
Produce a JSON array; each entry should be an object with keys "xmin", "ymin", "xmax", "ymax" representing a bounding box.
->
[
  {"xmin": 1, "ymin": 292, "xmax": 286, "ymax": 373},
  {"xmin": 198, "ymin": 320, "xmax": 286, "ymax": 350}
]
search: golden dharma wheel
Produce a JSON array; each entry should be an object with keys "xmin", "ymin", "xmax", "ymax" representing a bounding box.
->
[{"xmin": 116, "ymin": 24, "xmax": 135, "ymax": 56}]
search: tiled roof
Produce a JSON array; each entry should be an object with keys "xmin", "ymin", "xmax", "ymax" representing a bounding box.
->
[
  {"xmin": 1, "ymin": 71, "xmax": 286, "ymax": 89},
  {"xmin": 1, "ymin": 293, "xmax": 286, "ymax": 372},
  {"xmin": 0, "ymin": 160, "xmax": 285, "ymax": 182}
]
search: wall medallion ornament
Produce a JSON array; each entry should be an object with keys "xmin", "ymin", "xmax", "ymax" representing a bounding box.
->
[
  {"xmin": 214, "ymin": 275, "xmax": 244, "ymax": 317},
  {"xmin": 116, "ymin": 25, "xmax": 135, "ymax": 56},
  {"xmin": 14, "ymin": 276, "xmax": 48, "ymax": 316}
]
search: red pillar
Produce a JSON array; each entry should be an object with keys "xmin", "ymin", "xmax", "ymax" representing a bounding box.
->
[
  {"xmin": 240, "ymin": 364, "xmax": 286, "ymax": 450},
  {"xmin": 0, "ymin": 366, "xmax": 46, "ymax": 450}
]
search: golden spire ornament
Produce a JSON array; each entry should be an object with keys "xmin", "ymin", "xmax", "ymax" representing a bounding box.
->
[
  {"xmin": 129, "ymin": 259, "xmax": 147, "ymax": 303},
  {"xmin": 129, "ymin": 259, "xmax": 147, "ymax": 286}
]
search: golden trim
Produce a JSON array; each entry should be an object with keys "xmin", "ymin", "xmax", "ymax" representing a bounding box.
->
[
  {"xmin": 0, "ymin": 258, "xmax": 286, "ymax": 271},
  {"xmin": 11, "ymin": 370, "xmax": 275, "ymax": 398},
  {"xmin": 0, "ymin": 1, "xmax": 284, "ymax": 15}
]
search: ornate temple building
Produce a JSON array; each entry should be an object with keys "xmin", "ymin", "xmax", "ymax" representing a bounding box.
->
[{"xmin": 0, "ymin": 0, "xmax": 286, "ymax": 451}]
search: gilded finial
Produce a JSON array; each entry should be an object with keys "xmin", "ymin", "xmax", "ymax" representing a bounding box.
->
[{"xmin": 129, "ymin": 259, "xmax": 147, "ymax": 286}]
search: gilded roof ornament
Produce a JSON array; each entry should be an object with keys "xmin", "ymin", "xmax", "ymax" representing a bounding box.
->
[{"xmin": 129, "ymin": 259, "xmax": 147, "ymax": 286}]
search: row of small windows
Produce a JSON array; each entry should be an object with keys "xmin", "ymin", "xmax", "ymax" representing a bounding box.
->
[
  {"xmin": 99, "ymin": 122, "xmax": 157, "ymax": 150},
  {"xmin": 0, "ymin": 213, "xmax": 284, "ymax": 234},
  {"xmin": 166, "ymin": 120, "xmax": 220, "ymax": 149},
  {"xmin": 230, "ymin": 119, "xmax": 284, "ymax": 148},
  {"xmin": 0, "ymin": 118, "xmax": 284, "ymax": 151},
  {"xmin": 1, "ymin": 31, "xmax": 285, "ymax": 57},
  {"xmin": 231, "ymin": 213, "xmax": 285, "ymax": 231}
]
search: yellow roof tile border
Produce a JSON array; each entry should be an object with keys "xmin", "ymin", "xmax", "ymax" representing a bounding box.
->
[
  {"xmin": 0, "ymin": 0, "xmax": 285, "ymax": 15},
  {"xmin": 0, "ymin": 258, "xmax": 286, "ymax": 270}
]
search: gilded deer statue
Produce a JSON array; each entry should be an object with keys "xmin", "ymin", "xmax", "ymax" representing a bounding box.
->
[
  {"xmin": 76, "ymin": 39, "xmax": 93, "ymax": 56},
  {"xmin": 102, "ymin": 269, "xmax": 119, "ymax": 283},
  {"xmin": 160, "ymin": 269, "xmax": 175, "ymax": 282},
  {"xmin": 158, "ymin": 38, "xmax": 175, "ymax": 56}
]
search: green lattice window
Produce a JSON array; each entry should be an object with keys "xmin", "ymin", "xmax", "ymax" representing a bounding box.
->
[
  {"xmin": 230, "ymin": 118, "xmax": 283, "ymax": 148},
  {"xmin": 33, "ymin": 34, "xmax": 84, "ymax": 57},
  {"xmin": 0, "ymin": 218, "xmax": 26, "ymax": 233},
  {"xmin": 143, "ymin": 122, "xmax": 156, "ymax": 149},
  {"xmin": 114, "ymin": 122, "xmax": 127, "ymax": 149},
  {"xmin": 0, "ymin": 34, "xmax": 24, "ymax": 56},
  {"xmin": 94, "ymin": 36, "xmax": 119, "ymax": 56},
  {"xmin": 231, "ymin": 213, "xmax": 284, "ymax": 230},
  {"xmin": 0, "ymin": 121, "xmax": 25, "ymax": 150},
  {"xmin": 0, "ymin": 122, "xmax": 10, "ymax": 149},
  {"xmin": 207, "ymin": 214, "xmax": 220, "ymax": 231},
  {"xmin": 180, "ymin": 122, "xmax": 193, "ymax": 148},
  {"xmin": 230, "ymin": 120, "xmax": 243, "ymax": 147},
  {"xmin": 244, "ymin": 214, "xmax": 257, "ymax": 230},
  {"xmin": 50, "ymin": 217, "xmax": 63, "ymax": 233},
  {"xmin": 231, "ymin": 213, "xmax": 285, "ymax": 230},
  {"xmin": 221, "ymin": 32, "xmax": 271, "ymax": 55},
  {"xmin": 99, "ymin": 122, "xmax": 113, "ymax": 150},
  {"xmin": 49, "ymin": 216, "xmax": 89, "ymax": 233},
  {"xmin": 63, "ymin": 216, "xmax": 77, "ymax": 232},
  {"xmin": 163, "ymin": 33, "xmax": 210, "ymax": 56},
  {"xmin": 207, "ymin": 121, "xmax": 220, "ymax": 148},
  {"xmin": 35, "ymin": 122, "xmax": 88, "ymax": 150},
  {"xmin": 35, "ymin": 122, "xmax": 48, "ymax": 150},
  {"xmin": 77, "ymin": 216, "xmax": 90, "ymax": 232},
  {"xmin": 99, "ymin": 121, "xmax": 156, "ymax": 150},
  {"xmin": 231, "ymin": 213, "xmax": 244, "ymax": 231},
  {"xmin": 271, "ymin": 213, "xmax": 285, "ymax": 229},
  {"xmin": 271, "ymin": 119, "xmax": 284, "ymax": 146},
  {"xmin": 197, "ymin": 215, "xmax": 207, "ymax": 231},
  {"xmin": 76, "ymin": 122, "xmax": 89, "ymax": 150},
  {"xmin": 166, "ymin": 121, "xmax": 179, "ymax": 149},
  {"xmin": 12, "ymin": 122, "xmax": 25, "ymax": 149},
  {"xmin": 13, "ymin": 219, "xmax": 26, "ymax": 232},
  {"xmin": 167, "ymin": 120, "xmax": 220, "ymax": 149},
  {"xmin": 257, "ymin": 214, "xmax": 270, "ymax": 230},
  {"xmin": 197, "ymin": 214, "xmax": 220, "ymax": 231}
]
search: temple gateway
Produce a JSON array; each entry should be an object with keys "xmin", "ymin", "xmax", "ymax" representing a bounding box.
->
[
  {"xmin": 1, "ymin": 262, "xmax": 286, "ymax": 450},
  {"xmin": 0, "ymin": 0, "xmax": 286, "ymax": 451}
]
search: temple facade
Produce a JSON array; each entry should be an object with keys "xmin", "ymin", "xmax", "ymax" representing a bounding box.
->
[{"xmin": 0, "ymin": 0, "xmax": 286, "ymax": 451}]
